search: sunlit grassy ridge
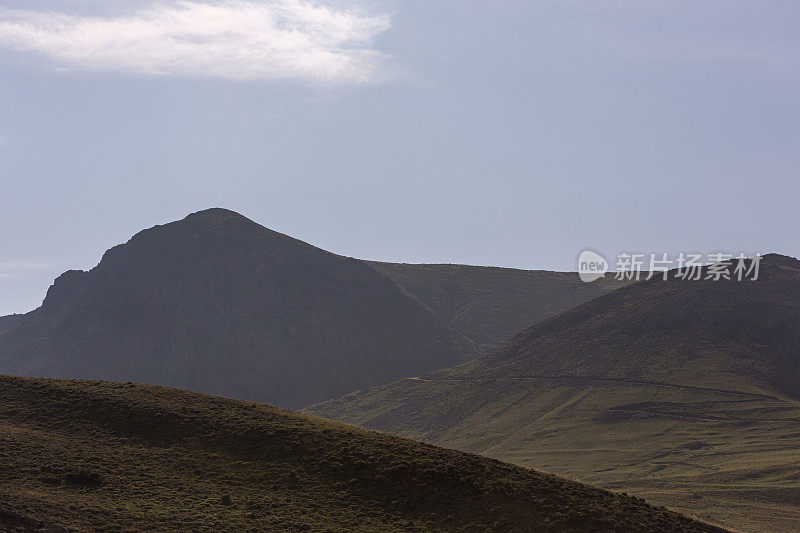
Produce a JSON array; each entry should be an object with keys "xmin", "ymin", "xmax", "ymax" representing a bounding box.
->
[{"xmin": 0, "ymin": 375, "xmax": 721, "ymax": 532}]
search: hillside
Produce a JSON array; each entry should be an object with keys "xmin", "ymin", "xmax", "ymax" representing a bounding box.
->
[
  {"xmin": 368, "ymin": 262, "xmax": 629, "ymax": 353},
  {"xmin": 0, "ymin": 209, "xmax": 471, "ymax": 409},
  {"xmin": 309, "ymin": 254, "xmax": 800, "ymax": 532},
  {"xmin": 0, "ymin": 375, "xmax": 723, "ymax": 532},
  {"xmin": 0, "ymin": 314, "xmax": 21, "ymax": 335}
]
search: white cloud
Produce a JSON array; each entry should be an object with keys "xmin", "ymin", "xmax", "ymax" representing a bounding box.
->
[
  {"xmin": 0, "ymin": 137, "xmax": 6, "ymax": 147},
  {"xmin": 0, "ymin": 1, "xmax": 394, "ymax": 84}
]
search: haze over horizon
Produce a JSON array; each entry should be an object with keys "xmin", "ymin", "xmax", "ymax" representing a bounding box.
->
[{"xmin": 2, "ymin": 0, "xmax": 799, "ymax": 315}]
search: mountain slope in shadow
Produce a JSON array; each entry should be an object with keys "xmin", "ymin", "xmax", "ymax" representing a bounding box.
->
[
  {"xmin": 0, "ymin": 314, "xmax": 21, "ymax": 335},
  {"xmin": 0, "ymin": 375, "xmax": 723, "ymax": 532},
  {"xmin": 367, "ymin": 262, "xmax": 629, "ymax": 353},
  {"xmin": 0, "ymin": 208, "xmax": 471, "ymax": 409},
  {"xmin": 309, "ymin": 254, "xmax": 800, "ymax": 531}
]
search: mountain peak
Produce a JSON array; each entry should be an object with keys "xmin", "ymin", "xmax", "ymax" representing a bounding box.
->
[
  {"xmin": 761, "ymin": 252, "xmax": 800, "ymax": 274},
  {"xmin": 185, "ymin": 206, "xmax": 243, "ymax": 219},
  {"xmin": 174, "ymin": 207, "xmax": 268, "ymax": 233},
  {"xmin": 137, "ymin": 207, "xmax": 276, "ymax": 239},
  {"xmin": 0, "ymin": 211, "xmax": 471, "ymax": 408}
]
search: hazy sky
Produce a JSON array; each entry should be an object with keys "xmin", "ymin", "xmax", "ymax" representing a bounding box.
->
[{"xmin": 1, "ymin": 0, "xmax": 799, "ymax": 315}]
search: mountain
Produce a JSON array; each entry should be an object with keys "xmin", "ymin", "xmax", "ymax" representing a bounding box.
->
[
  {"xmin": 367, "ymin": 262, "xmax": 629, "ymax": 353},
  {"xmin": 308, "ymin": 254, "xmax": 800, "ymax": 532},
  {"xmin": 0, "ymin": 208, "xmax": 471, "ymax": 409},
  {"xmin": 0, "ymin": 375, "xmax": 723, "ymax": 532},
  {"xmin": 0, "ymin": 314, "xmax": 21, "ymax": 335}
]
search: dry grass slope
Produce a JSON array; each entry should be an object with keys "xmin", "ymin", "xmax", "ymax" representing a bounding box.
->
[{"xmin": 0, "ymin": 375, "xmax": 721, "ymax": 532}]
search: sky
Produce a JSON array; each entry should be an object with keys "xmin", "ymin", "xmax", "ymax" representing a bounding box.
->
[{"xmin": 0, "ymin": 0, "xmax": 799, "ymax": 315}]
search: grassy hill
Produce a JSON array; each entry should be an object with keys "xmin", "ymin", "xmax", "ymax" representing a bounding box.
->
[
  {"xmin": 0, "ymin": 375, "xmax": 722, "ymax": 532},
  {"xmin": 0, "ymin": 209, "xmax": 471, "ymax": 409},
  {"xmin": 368, "ymin": 262, "xmax": 628, "ymax": 353},
  {"xmin": 309, "ymin": 254, "xmax": 800, "ymax": 532}
]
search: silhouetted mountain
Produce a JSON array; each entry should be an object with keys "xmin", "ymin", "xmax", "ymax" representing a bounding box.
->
[
  {"xmin": 309, "ymin": 254, "xmax": 800, "ymax": 531},
  {"xmin": 368, "ymin": 262, "xmax": 628, "ymax": 352},
  {"xmin": 0, "ymin": 314, "xmax": 21, "ymax": 335},
  {"xmin": 0, "ymin": 375, "xmax": 723, "ymax": 532},
  {"xmin": 0, "ymin": 209, "xmax": 471, "ymax": 408}
]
